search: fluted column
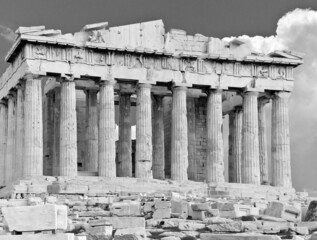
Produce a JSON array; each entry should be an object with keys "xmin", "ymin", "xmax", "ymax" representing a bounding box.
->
[
  {"xmin": 187, "ymin": 97, "xmax": 197, "ymax": 181},
  {"xmin": 117, "ymin": 93, "xmax": 132, "ymax": 177},
  {"xmin": 206, "ymin": 89, "xmax": 225, "ymax": 183},
  {"xmin": 52, "ymin": 88, "xmax": 61, "ymax": 176},
  {"xmin": 24, "ymin": 77, "xmax": 43, "ymax": 177},
  {"xmin": 59, "ymin": 79, "xmax": 77, "ymax": 176},
  {"xmin": 85, "ymin": 89, "xmax": 98, "ymax": 171},
  {"xmin": 241, "ymin": 91, "xmax": 260, "ymax": 184},
  {"xmin": 135, "ymin": 84, "xmax": 152, "ymax": 178},
  {"xmin": 6, "ymin": 92, "xmax": 16, "ymax": 183},
  {"xmin": 15, "ymin": 84, "xmax": 25, "ymax": 180},
  {"xmin": 171, "ymin": 86, "xmax": 188, "ymax": 181},
  {"xmin": 98, "ymin": 81, "xmax": 116, "ymax": 177},
  {"xmin": 0, "ymin": 101, "xmax": 7, "ymax": 186},
  {"xmin": 152, "ymin": 95, "xmax": 165, "ymax": 179},
  {"xmin": 272, "ymin": 91, "xmax": 292, "ymax": 187},
  {"xmin": 258, "ymin": 97, "xmax": 269, "ymax": 184},
  {"xmin": 228, "ymin": 106, "xmax": 243, "ymax": 183}
]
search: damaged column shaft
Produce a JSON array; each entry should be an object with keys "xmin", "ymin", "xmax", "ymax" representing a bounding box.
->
[
  {"xmin": 98, "ymin": 80, "xmax": 116, "ymax": 177},
  {"xmin": 171, "ymin": 86, "xmax": 188, "ymax": 181},
  {"xmin": 23, "ymin": 76, "xmax": 43, "ymax": 177},
  {"xmin": 59, "ymin": 78, "xmax": 77, "ymax": 176}
]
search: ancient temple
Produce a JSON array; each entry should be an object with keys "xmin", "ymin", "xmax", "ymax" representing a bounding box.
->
[{"xmin": 0, "ymin": 20, "xmax": 303, "ymax": 188}]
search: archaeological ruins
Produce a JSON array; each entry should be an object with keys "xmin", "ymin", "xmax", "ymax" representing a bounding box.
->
[
  {"xmin": 0, "ymin": 20, "xmax": 316, "ymax": 240},
  {"xmin": 0, "ymin": 20, "xmax": 303, "ymax": 188}
]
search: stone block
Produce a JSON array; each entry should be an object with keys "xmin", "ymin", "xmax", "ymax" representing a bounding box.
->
[
  {"xmin": 265, "ymin": 201, "xmax": 300, "ymax": 222},
  {"xmin": 178, "ymin": 221, "xmax": 205, "ymax": 231},
  {"xmin": 200, "ymin": 233, "xmax": 282, "ymax": 240},
  {"xmin": 110, "ymin": 202, "xmax": 141, "ymax": 216},
  {"xmin": 154, "ymin": 200, "xmax": 171, "ymax": 209},
  {"xmin": 114, "ymin": 227, "xmax": 146, "ymax": 240},
  {"xmin": 0, "ymin": 233, "xmax": 75, "ymax": 239},
  {"xmin": 2, "ymin": 204, "xmax": 66, "ymax": 232},
  {"xmin": 206, "ymin": 222, "xmax": 243, "ymax": 233},
  {"xmin": 171, "ymin": 200, "xmax": 188, "ymax": 219},
  {"xmin": 78, "ymin": 211, "xmax": 111, "ymax": 217},
  {"xmin": 153, "ymin": 208, "xmax": 171, "ymax": 219},
  {"xmin": 86, "ymin": 225, "xmax": 113, "ymax": 236},
  {"xmin": 297, "ymin": 221, "xmax": 317, "ymax": 233},
  {"xmin": 191, "ymin": 203, "xmax": 211, "ymax": 211},
  {"xmin": 7, "ymin": 199, "xmax": 28, "ymax": 207},
  {"xmin": 93, "ymin": 217, "xmax": 145, "ymax": 229},
  {"xmin": 143, "ymin": 202, "xmax": 154, "ymax": 212}
]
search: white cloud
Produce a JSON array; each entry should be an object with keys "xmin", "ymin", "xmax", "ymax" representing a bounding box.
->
[{"xmin": 0, "ymin": 25, "xmax": 15, "ymax": 42}]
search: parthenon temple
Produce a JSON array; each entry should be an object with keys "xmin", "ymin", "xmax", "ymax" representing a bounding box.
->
[{"xmin": 0, "ymin": 20, "xmax": 303, "ymax": 189}]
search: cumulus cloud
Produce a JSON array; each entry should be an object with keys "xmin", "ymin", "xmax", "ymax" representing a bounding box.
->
[
  {"xmin": 224, "ymin": 9, "xmax": 317, "ymax": 191},
  {"xmin": 0, "ymin": 25, "xmax": 15, "ymax": 42}
]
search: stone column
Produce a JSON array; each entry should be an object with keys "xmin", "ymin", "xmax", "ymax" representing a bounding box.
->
[
  {"xmin": 24, "ymin": 77, "xmax": 43, "ymax": 177},
  {"xmin": 206, "ymin": 89, "xmax": 225, "ymax": 183},
  {"xmin": 15, "ymin": 84, "xmax": 25, "ymax": 179},
  {"xmin": 6, "ymin": 92, "xmax": 16, "ymax": 183},
  {"xmin": 59, "ymin": 78, "xmax": 77, "ymax": 176},
  {"xmin": 85, "ymin": 89, "xmax": 98, "ymax": 171},
  {"xmin": 98, "ymin": 81, "xmax": 116, "ymax": 177},
  {"xmin": 241, "ymin": 91, "xmax": 260, "ymax": 184},
  {"xmin": 152, "ymin": 95, "xmax": 165, "ymax": 179},
  {"xmin": 228, "ymin": 106, "xmax": 243, "ymax": 183},
  {"xmin": 258, "ymin": 97, "xmax": 269, "ymax": 184},
  {"xmin": 135, "ymin": 84, "xmax": 152, "ymax": 178},
  {"xmin": 0, "ymin": 101, "xmax": 7, "ymax": 186},
  {"xmin": 171, "ymin": 86, "xmax": 188, "ymax": 181},
  {"xmin": 272, "ymin": 91, "xmax": 292, "ymax": 187},
  {"xmin": 117, "ymin": 93, "xmax": 132, "ymax": 177},
  {"xmin": 52, "ymin": 88, "xmax": 61, "ymax": 176}
]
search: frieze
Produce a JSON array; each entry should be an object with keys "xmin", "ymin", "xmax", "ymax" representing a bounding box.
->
[{"xmin": 15, "ymin": 43, "xmax": 294, "ymax": 81}]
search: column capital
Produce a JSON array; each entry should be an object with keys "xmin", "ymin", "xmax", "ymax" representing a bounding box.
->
[
  {"xmin": 23, "ymin": 73, "xmax": 44, "ymax": 81},
  {"xmin": 172, "ymin": 85, "xmax": 187, "ymax": 92},
  {"xmin": 273, "ymin": 91, "xmax": 291, "ymax": 99},
  {"xmin": 7, "ymin": 90, "xmax": 17, "ymax": 99},
  {"xmin": 204, "ymin": 87, "xmax": 222, "ymax": 95},
  {"xmin": 100, "ymin": 80, "xmax": 116, "ymax": 86},
  {"xmin": 0, "ymin": 99, "xmax": 7, "ymax": 106},
  {"xmin": 58, "ymin": 74, "xmax": 75, "ymax": 82},
  {"xmin": 258, "ymin": 96, "xmax": 270, "ymax": 106},
  {"xmin": 241, "ymin": 90, "xmax": 259, "ymax": 98},
  {"xmin": 137, "ymin": 83, "xmax": 152, "ymax": 89}
]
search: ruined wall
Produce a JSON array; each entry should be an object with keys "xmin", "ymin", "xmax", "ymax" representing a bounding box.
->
[{"xmin": 195, "ymin": 97, "xmax": 207, "ymax": 181}]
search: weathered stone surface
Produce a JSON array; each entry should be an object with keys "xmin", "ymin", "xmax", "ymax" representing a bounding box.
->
[
  {"xmin": 114, "ymin": 227, "xmax": 146, "ymax": 240},
  {"xmin": 155, "ymin": 200, "xmax": 171, "ymax": 209},
  {"xmin": 207, "ymin": 221, "xmax": 243, "ymax": 233},
  {"xmin": 206, "ymin": 89, "xmax": 225, "ymax": 183},
  {"xmin": 153, "ymin": 208, "xmax": 171, "ymax": 219},
  {"xmin": 0, "ymin": 234, "xmax": 75, "ymax": 240},
  {"xmin": 171, "ymin": 200, "xmax": 188, "ymax": 219},
  {"xmin": 93, "ymin": 217, "xmax": 145, "ymax": 229},
  {"xmin": 304, "ymin": 200, "xmax": 317, "ymax": 221},
  {"xmin": 241, "ymin": 91, "xmax": 260, "ymax": 184},
  {"xmin": 178, "ymin": 221, "xmax": 205, "ymax": 231},
  {"xmin": 2, "ymin": 204, "xmax": 66, "ymax": 232},
  {"xmin": 265, "ymin": 201, "xmax": 300, "ymax": 222},
  {"xmin": 200, "ymin": 233, "xmax": 282, "ymax": 240},
  {"xmin": 135, "ymin": 84, "xmax": 152, "ymax": 178},
  {"xmin": 171, "ymin": 86, "xmax": 188, "ymax": 181},
  {"xmin": 110, "ymin": 202, "xmax": 141, "ymax": 216}
]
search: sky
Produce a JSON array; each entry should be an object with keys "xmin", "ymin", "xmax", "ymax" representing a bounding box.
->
[{"xmin": 0, "ymin": 0, "xmax": 317, "ymax": 191}]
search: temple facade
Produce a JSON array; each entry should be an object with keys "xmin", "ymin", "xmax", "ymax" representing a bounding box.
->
[{"xmin": 0, "ymin": 20, "xmax": 303, "ymax": 188}]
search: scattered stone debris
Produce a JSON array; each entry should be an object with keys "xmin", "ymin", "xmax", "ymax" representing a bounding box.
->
[{"xmin": 0, "ymin": 178, "xmax": 315, "ymax": 240}]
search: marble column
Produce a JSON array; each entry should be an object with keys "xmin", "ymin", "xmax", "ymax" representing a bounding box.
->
[
  {"xmin": 228, "ymin": 106, "xmax": 243, "ymax": 183},
  {"xmin": 206, "ymin": 89, "xmax": 225, "ymax": 183},
  {"xmin": 272, "ymin": 91, "xmax": 292, "ymax": 187},
  {"xmin": 152, "ymin": 95, "xmax": 165, "ymax": 180},
  {"xmin": 6, "ymin": 92, "xmax": 16, "ymax": 183},
  {"xmin": 15, "ymin": 84, "xmax": 25, "ymax": 180},
  {"xmin": 258, "ymin": 97, "xmax": 269, "ymax": 184},
  {"xmin": 85, "ymin": 89, "xmax": 98, "ymax": 171},
  {"xmin": 241, "ymin": 91, "xmax": 260, "ymax": 184},
  {"xmin": 0, "ymin": 101, "xmax": 7, "ymax": 186},
  {"xmin": 52, "ymin": 88, "xmax": 61, "ymax": 176},
  {"xmin": 24, "ymin": 77, "xmax": 43, "ymax": 177},
  {"xmin": 117, "ymin": 93, "xmax": 132, "ymax": 177},
  {"xmin": 98, "ymin": 81, "xmax": 116, "ymax": 177},
  {"xmin": 171, "ymin": 86, "xmax": 188, "ymax": 181},
  {"xmin": 135, "ymin": 84, "xmax": 152, "ymax": 178},
  {"xmin": 59, "ymin": 79, "xmax": 77, "ymax": 176}
]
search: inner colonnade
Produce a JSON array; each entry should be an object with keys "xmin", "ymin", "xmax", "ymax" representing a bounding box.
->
[{"xmin": 0, "ymin": 20, "xmax": 303, "ymax": 188}]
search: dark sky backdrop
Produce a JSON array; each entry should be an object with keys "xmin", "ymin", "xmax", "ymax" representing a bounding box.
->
[{"xmin": 0, "ymin": 0, "xmax": 316, "ymax": 191}]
